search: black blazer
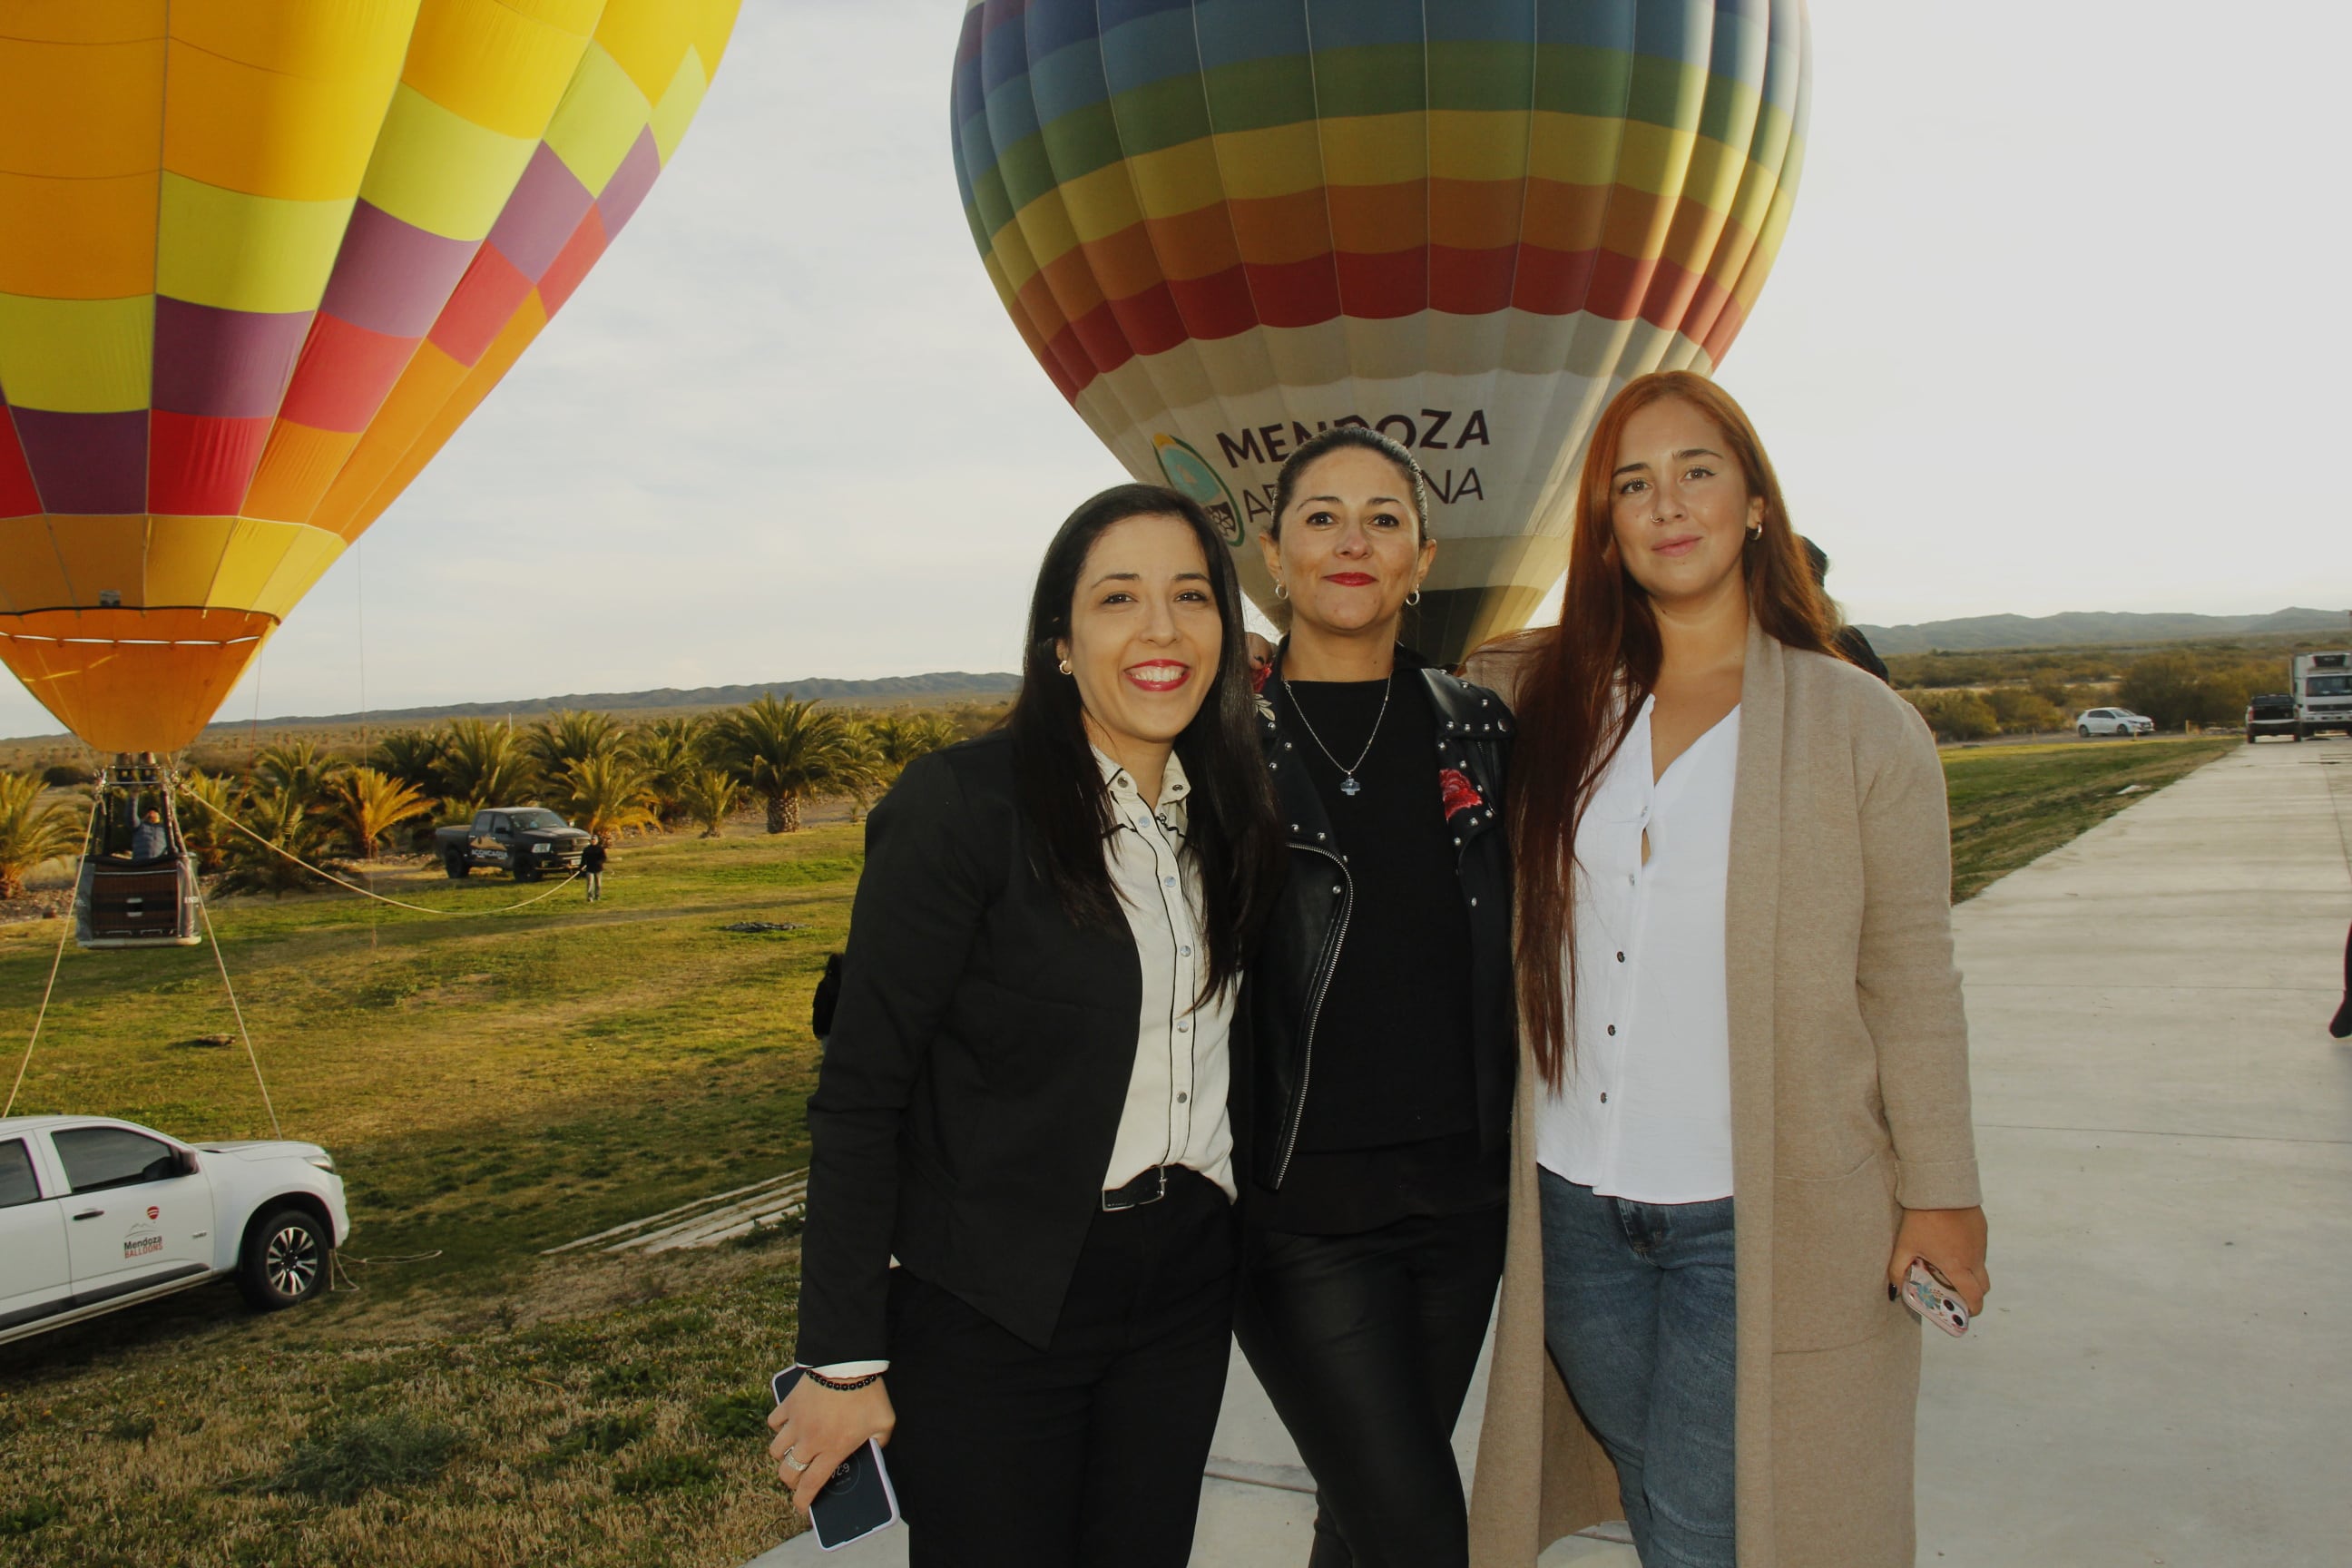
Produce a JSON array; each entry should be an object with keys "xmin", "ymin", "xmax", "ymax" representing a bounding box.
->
[{"xmin": 794, "ymin": 731, "xmax": 1156, "ymax": 1363}]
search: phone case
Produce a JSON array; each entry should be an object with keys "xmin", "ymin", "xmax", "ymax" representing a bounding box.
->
[
  {"xmin": 1900, "ymin": 1258, "xmax": 1970, "ymax": 1338},
  {"xmin": 770, "ymin": 1369, "xmax": 904, "ymax": 1549}
]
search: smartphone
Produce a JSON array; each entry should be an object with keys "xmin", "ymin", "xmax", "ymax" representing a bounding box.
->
[
  {"xmin": 1900, "ymin": 1257, "xmax": 1971, "ymax": 1338},
  {"xmin": 770, "ymin": 1367, "xmax": 902, "ymax": 1550}
]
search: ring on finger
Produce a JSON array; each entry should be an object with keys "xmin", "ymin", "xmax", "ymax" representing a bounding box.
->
[{"xmin": 780, "ymin": 1447, "xmax": 810, "ymax": 1473}]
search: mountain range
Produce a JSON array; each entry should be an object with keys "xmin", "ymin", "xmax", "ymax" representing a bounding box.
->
[{"xmin": 1848, "ymin": 606, "xmax": 2348, "ymax": 655}]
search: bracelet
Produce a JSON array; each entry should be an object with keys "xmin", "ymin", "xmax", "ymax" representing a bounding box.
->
[{"xmin": 800, "ymin": 1367, "xmax": 884, "ymax": 1393}]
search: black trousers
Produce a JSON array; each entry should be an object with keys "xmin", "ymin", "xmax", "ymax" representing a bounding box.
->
[
  {"xmin": 1235, "ymin": 1204, "xmax": 1508, "ymax": 1568},
  {"xmin": 883, "ymin": 1169, "xmax": 1237, "ymax": 1568}
]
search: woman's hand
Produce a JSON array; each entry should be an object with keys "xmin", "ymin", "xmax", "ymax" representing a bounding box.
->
[
  {"xmin": 1888, "ymin": 1205, "xmax": 1990, "ymax": 1315},
  {"xmin": 768, "ymin": 1377, "xmax": 897, "ymax": 1514}
]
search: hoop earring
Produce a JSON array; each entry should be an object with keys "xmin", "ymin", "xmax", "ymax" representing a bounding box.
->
[
  {"xmin": 1746, "ymin": 523, "xmax": 1763, "ymax": 543},
  {"xmin": 1057, "ymin": 659, "xmax": 1073, "ymax": 676},
  {"xmin": 1406, "ymin": 587, "xmax": 1422, "ymax": 606},
  {"xmin": 1272, "ymin": 580, "xmax": 1288, "ymax": 600}
]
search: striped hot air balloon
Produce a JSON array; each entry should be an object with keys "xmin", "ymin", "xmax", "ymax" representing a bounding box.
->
[
  {"xmin": 0, "ymin": 0, "xmax": 740, "ymax": 754},
  {"xmin": 951, "ymin": 0, "xmax": 1811, "ymax": 663}
]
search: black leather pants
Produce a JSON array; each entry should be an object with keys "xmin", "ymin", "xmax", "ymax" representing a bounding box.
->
[{"xmin": 1235, "ymin": 1203, "xmax": 1507, "ymax": 1568}]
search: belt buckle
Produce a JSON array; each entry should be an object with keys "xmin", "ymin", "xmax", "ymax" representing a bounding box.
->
[{"xmin": 1102, "ymin": 1165, "xmax": 1169, "ymax": 1211}]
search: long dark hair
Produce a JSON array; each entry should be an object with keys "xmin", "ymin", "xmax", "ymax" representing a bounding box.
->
[
  {"xmin": 1005, "ymin": 484, "xmax": 1284, "ymax": 999},
  {"xmin": 1506, "ymin": 371, "xmax": 1841, "ymax": 1088}
]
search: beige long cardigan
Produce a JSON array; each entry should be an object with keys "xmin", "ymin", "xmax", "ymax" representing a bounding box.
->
[{"xmin": 1463, "ymin": 621, "xmax": 1982, "ymax": 1568}]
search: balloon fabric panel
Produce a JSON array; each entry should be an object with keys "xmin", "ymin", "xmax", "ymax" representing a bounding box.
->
[
  {"xmin": 0, "ymin": 0, "xmax": 741, "ymax": 753},
  {"xmin": 953, "ymin": 0, "xmax": 1810, "ymax": 663}
]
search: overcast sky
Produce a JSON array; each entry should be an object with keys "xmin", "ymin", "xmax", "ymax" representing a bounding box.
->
[{"xmin": 6, "ymin": 0, "xmax": 2344, "ymax": 740}]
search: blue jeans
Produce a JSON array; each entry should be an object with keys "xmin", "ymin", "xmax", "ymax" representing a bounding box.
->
[{"xmin": 1539, "ymin": 1169, "xmax": 1737, "ymax": 1568}]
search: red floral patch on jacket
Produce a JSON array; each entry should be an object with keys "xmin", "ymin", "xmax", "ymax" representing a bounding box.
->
[{"xmin": 1438, "ymin": 768, "xmax": 1484, "ymax": 820}]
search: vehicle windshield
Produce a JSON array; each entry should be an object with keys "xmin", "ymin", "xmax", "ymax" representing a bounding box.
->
[
  {"xmin": 505, "ymin": 809, "xmax": 568, "ymax": 830},
  {"xmin": 2306, "ymin": 675, "xmax": 2352, "ymax": 697}
]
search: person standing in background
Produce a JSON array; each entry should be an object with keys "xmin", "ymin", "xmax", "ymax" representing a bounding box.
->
[{"xmin": 582, "ymin": 835, "xmax": 607, "ymax": 901}]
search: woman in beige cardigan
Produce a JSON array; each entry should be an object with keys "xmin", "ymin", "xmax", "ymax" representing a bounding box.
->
[{"xmin": 1464, "ymin": 372, "xmax": 1987, "ymax": 1567}]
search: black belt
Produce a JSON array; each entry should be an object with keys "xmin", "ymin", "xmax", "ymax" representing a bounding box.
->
[{"xmin": 1102, "ymin": 1164, "xmax": 1179, "ymax": 1211}]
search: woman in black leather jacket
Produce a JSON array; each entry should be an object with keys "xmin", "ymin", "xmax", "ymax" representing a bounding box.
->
[{"xmin": 1239, "ymin": 427, "xmax": 1515, "ymax": 1568}]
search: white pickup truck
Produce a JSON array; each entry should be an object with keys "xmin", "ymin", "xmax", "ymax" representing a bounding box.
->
[{"xmin": 0, "ymin": 1115, "xmax": 349, "ymax": 1347}]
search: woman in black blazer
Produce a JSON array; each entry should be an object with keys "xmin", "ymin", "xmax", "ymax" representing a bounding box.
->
[{"xmin": 771, "ymin": 484, "xmax": 1284, "ymax": 1566}]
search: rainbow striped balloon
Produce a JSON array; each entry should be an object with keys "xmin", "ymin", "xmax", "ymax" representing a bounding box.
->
[
  {"xmin": 0, "ymin": 1, "xmax": 739, "ymax": 753},
  {"xmin": 952, "ymin": 0, "xmax": 1811, "ymax": 662}
]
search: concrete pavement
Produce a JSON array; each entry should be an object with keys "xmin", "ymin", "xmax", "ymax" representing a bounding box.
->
[{"xmin": 750, "ymin": 735, "xmax": 2352, "ymax": 1566}]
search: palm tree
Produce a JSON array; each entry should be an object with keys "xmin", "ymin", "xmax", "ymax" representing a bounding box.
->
[
  {"xmin": 323, "ymin": 767, "xmax": 434, "ymax": 859},
  {"xmin": 553, "ymin": 754, "xmax": 659, "ymax": 839},
  {"xmin": 251, "ymin": 738, "xmax": 342, "ymax": 811},
  {"xmin": 371, "ymin": 728, "xmax": 446, "ymax": 797},
  {"xmin": 678, "ymin": 768, "xmax": 744, "ymax": 838},
  {"xmin": 0, "ymin": 771, "xmax": 84, "ymax": 899},
  {"xmin": 215, "ymin": 787, "xmax": 338, "ymax": 897},
  {"xmin": 629, "ymin": 715, "xmax": 710, "ymax": 826},
  {"xmin": 437, "ymin": 719, "xmax": 534, "ymax": 808},
  {"xmin": 177, "ymin": 769, "xmax": 240, "ymax": 874},
  {"xmin": 709, "ymin": 695, "xmax": 877, "ymax": 833},
  {"xmin": 525, "ymin": 710, "xmax": 625, "ymax": 790},
  {"xmin": 867, "ymin": 710, "xmax": 959, "ymax": 774}
]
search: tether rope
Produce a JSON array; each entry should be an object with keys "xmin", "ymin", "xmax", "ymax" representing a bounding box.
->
[
  {"xmin": 2, "ymin": 794, "xmax": 98, "ymax": 1119},
  {"xmin": 177, "ymin": 786, "xmax": 583, "ymax": 915}
]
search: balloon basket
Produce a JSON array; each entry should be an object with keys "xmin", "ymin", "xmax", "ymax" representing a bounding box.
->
[{"xmin": 74, "ymin": 759, "xmax": 201, "ymax": 950}]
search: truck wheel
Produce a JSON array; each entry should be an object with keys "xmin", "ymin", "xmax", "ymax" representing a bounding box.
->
[
  {"xmin": 2294, "ymin": 728, "xmax": 2306, "ymax": 741},
  {"xmin": 514, "ymin": 860, "xmax": 540, "ymax": 882},
  {"xmin": 238, "ymin": 1206, "xmax": 328, "ymax": 1310},
  {"xmin": 445, "ymin": 851, "xmax": 470, "ymax": 879}
]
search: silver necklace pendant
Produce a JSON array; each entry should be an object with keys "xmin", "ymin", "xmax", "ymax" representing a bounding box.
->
[{"xmin": 1340, "ymin": 775, "xmax": 1362, "ymax": 797}]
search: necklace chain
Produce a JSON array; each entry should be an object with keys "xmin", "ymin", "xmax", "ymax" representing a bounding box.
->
[{"xmin": 1281, "ymin": 670, "xmax": 1392, "ymax": 795}]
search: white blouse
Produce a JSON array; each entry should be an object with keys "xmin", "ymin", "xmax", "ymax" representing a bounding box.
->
[
  {"xmin": 1097, "ymin": 748, "xmax": 1237, "ymax": 1201},
  {"xmin": 1536, "ymin": 696, "xmax": 1740, "ymax": 1204}
]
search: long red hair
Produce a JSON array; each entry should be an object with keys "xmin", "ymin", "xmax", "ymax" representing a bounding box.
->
[{"xmin": 1504, "ymin": 371, "xmax": 1841, "ymax": 1089}]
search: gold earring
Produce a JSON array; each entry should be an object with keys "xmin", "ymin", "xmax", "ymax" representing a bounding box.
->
[
  {"xmin": 1746, "ymin": 523, "xmax": 1763, "ymax": 542},
  {"xmin": 1057, "ymin": 658, "xmax": 1073, "ymax": 676},
  {"xmin": 1272, "ymin": 579, "xmax": 1288, "ymax": 600}
]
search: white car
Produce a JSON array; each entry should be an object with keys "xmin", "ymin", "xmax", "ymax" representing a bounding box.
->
[
  {"xmin": 2075, "ymin": 707, "xmax": 2155, "ymax": 739},
  {"xmin": 0, "ymin": 1114, "xmax": 350, "ymax": 1347}
]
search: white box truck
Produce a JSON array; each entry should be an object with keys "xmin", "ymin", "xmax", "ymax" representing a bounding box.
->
[{"xmin": 2289, "ymin": 651, "xmax": 2352, "ymax": 740}]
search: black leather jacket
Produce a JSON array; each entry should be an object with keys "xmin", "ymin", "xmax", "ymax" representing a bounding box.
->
[{"xmin": 1244, "ymin": 649, "xmax": 1516, "ymax": 1191}]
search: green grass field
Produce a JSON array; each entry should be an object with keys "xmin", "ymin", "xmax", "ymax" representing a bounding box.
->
[
  {"xmin": 0, "ymin": 735, "xmax": 2241, "ymax": 1563},
  {"xmin": 1940, "ymin": 734, "xmax": 2239, "ymax": 900}
]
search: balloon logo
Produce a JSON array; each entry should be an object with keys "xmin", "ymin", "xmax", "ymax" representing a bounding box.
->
[
  {"xmin": 951, "ymin": 0, "xmax": 1812, "ymax": 662},
  {"xmin": 1152, "ymin": 434, "xmax": 1244, "ymax": 546},
  {"xmin": 0, "ymin": 1, "xmax": 742, "ymax": 753}
]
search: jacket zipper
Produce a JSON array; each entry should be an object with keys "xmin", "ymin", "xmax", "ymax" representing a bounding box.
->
[{"xmin": 1274, "ymin": 841, "xmax": 1351, "ymax": 1188}]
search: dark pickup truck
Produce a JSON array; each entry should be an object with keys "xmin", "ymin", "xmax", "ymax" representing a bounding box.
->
[
  {"xmin": 2246, "ymin": 693, "xmax": 2298, "ymax": 742},
  {"xmin": 434, "ymin": 808, "xmax": 591, "ymax": 881}
]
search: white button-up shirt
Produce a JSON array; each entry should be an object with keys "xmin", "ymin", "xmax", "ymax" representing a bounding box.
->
[
  {"xmin": 1537, "ymin": 697, "xmax": 1740, "ymax": 1204},
  {"xmin": 1098, "ymin": 748, "xmax": 1237, "ymax": 1200}
]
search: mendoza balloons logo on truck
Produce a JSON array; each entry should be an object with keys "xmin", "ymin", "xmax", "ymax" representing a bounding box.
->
[
  {"xmin": 951, "ymin": 0, "xmax": 1812, "ymax": 663},
  {"xmin": 0, "ymin": 1, "xmax": 741, "ymax": 754}
]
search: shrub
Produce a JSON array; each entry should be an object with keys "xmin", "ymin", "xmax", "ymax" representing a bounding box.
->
[
  {"xmin": 40, "ymin": 763, "xmax": 93, "ymax": 789},
  {"xmin": 1905, "ymin": 690, "xmax": 1998, "ymax": 741},
  {"xmin": 1984, "ymin": 687, "xmax": 2063, "ymax": 734},
  {"xmin": 272, "ymin": 1412, "xmax": 459, "ymax": 1504}
]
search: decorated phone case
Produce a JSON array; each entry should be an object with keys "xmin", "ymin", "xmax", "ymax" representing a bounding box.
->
[{"xmin": 1901, "ymin": 1257, "xmax": 1970, "ymax": 1337}]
